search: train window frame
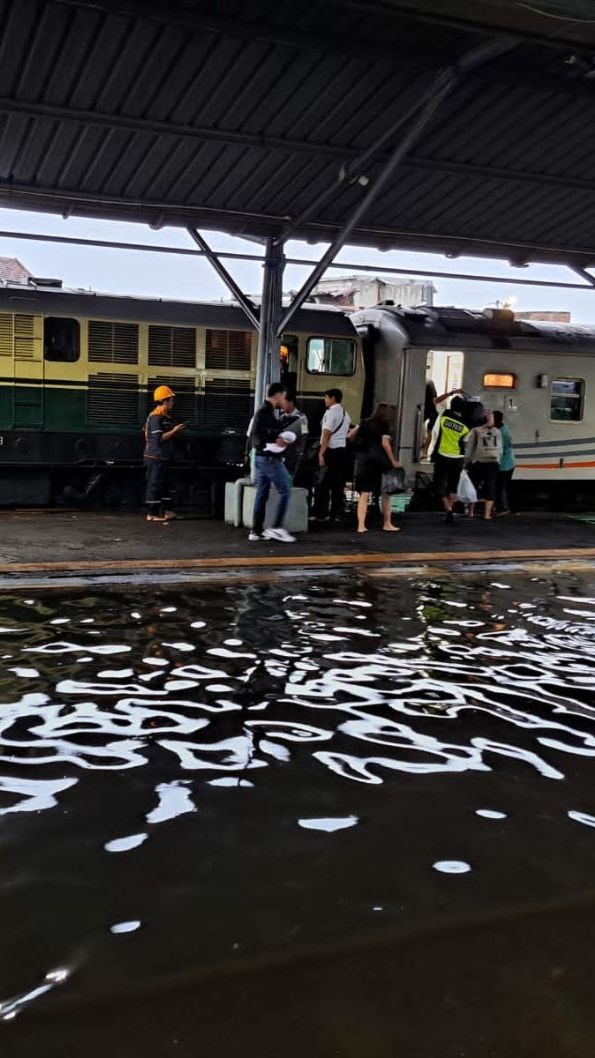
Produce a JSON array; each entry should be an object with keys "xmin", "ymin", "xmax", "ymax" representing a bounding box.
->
[
  {"xmin": 550, "ymin": 377, "xmax": 585, "ymax": 423},
  {"xmin": 483, "ymin": 372, "xmax": 516, "ymax": 389},
  {"xmin": 44, "ymin": 317, "xmax": 80, "ymax": 363},
  {"xmin": 305, "ymin": 336, "xmax": 356, "ymax": 377}
]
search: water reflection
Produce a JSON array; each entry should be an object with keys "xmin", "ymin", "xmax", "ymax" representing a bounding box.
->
[
  {"xmin": 2, "ymin": 576, "xmax": 595, "ymax": 803},
  {"xmin": 1, "ymin": 573, "xmax": 595, "ymax": 1018},
  {"xmin": 433, "ymin": 860, "xmax": 472, "ymax": 874},
  {"xmin": 0, "ymin": 967, "xmax": 70, "ymax": 1022}
]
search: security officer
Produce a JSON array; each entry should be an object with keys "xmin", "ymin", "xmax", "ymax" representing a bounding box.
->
[
  {"xmin": 143, "ymin": 385, "xmax": 186, "ymax": 521},
  {"xmin": 431, "ymin": 395, "xmax": 469, "ymax": 524}
]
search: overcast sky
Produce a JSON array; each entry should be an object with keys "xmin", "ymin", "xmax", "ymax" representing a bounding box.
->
[{"xmin": 1, "ymin": 206, "xmax": 593, "ymax": 323}]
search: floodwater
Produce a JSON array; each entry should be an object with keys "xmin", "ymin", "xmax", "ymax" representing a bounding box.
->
[{"xmin": 2, "ymin": 569, "xmax": 595, "ymax": 1056}]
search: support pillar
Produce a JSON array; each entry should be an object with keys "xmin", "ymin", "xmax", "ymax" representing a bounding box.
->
[{"xmin": 254, "ymin": 237, "xmax": 285, "ymax": 410}]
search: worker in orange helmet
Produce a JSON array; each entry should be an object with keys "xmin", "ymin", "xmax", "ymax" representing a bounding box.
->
[{"xmin": 143, "ymin": 385, "xmax": 186, "ymax": 522}]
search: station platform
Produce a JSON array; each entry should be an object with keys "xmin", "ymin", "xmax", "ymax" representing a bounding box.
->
[{"xmin": 1, "ymin": 508, "xmax": 595, "ymax": 584}]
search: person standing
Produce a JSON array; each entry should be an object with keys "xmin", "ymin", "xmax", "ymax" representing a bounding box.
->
[
  {"xmin": 493, "ymin": 410, "xmax": 516, "ymax": 514},
  {"xmin": 348, "ymin": 402, "xmax": 402, "ymax": 533},
  {"xmin": 311, "ymin": 388, "xmax": 351, "ymax": 523},
  {"xmin": 465, "ymin": 412, "xmax": 502, "ymax": 521},
  {"xmin": 280, "ymin": 395, "xmax": 308, "ymax": 481},
  {"xmin": 249, "ymin": 382, "xmax": 295, "ymax": 543},
  {"xmin": 431, "ymin": 395, "xmax": 469, "ymax": 525},
  {"xmin": 144, "ymin": 385, "xmax": 186, "ymax": 522}
]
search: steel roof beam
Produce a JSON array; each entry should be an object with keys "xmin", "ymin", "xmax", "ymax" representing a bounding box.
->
[
  {"xmin": 49, "ymin": 0, "xmax": 459, "ymax": 63},
  {"xmin": 0, "ymin": 96, "xmax": 361, "ymax": 161},
  {"xmin": 276, "ymin": 66, "xmax": 458, "ymax": 335},
  {"xmin": 572, "ymin": 266, "xmax": 595, "ymax": 288},
  {"xmin": 3, "ymin": 178, "xmax": 595, "ymax": 265},
  {"xmin": 335, "ymin": 0, "xmax": 595, "ymax": 54},
  {"xmin": 0, "ymin": 225, "xmax": 591, "ymax": 289},
  {"xmin": 187, "ymin": 228, "xmax": 260, "ymax": 331},
  {"xmin": 404, "ymin": 157, "xmax": 595, "ymax": 195},
  {"xmin": 50, "ymin": 0, "xmax": 595, "ymax": 56},
  {"xmin": 276, "ymin": 36, "xmax": 514, "ymax": 334},
  {"xmin": 1, "ymin": 91, "xmax": 593, "ymax": 189}
]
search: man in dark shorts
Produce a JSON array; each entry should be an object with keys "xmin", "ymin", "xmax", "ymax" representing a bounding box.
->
[{"xmin": 431, "ymin": 396, "xmax": 470, "ymax": 524}]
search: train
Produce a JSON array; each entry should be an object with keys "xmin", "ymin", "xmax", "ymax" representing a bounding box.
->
[
  {"xmin": 0, "ymin": 280, "xmax": 364, "ymax": 509},
  {"xmin": 2, "ymin": 278, "xmax": 595, "ymax": 510},
  {"xmin": 353, "ymin": 303, "xmax": 595, "ymax": 508}
]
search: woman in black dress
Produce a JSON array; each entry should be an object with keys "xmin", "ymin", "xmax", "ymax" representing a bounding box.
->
[{"xmin": 348, "ymin": 403, "xmax": 402, "ymax": 534}]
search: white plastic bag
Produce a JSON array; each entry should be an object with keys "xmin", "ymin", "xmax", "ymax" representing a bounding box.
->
[{"xmin": 457, "ymin": 469, "xmax": 477, "ymax": 505}]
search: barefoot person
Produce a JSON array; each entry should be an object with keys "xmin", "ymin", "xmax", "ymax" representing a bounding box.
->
[
  {"xmin": 348, "ymin": 402, "xmax": 402, "ymax": 534},
  {"xmin": 143, "ymin": 385, "xmax": 186, "ymax": 522}
]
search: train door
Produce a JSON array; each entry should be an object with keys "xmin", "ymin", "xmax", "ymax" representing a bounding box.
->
[
  {"xmin": 279, "ymin": 333, "xmax": 298, "ymax": 395},
  {"xmin": 415, "ymin": 348, "xmax": 465, "ymax": 460},
  {"xmin": 11, "ymin": 313, "xmax": 44, "ymax": 427},
  {"xmin": 427, "ymin": 349, "xmax": 464, "ymax": 397}
]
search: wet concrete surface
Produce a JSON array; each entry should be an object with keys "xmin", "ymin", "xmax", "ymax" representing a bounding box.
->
[{"xmin": 0, "ymin": 509, "xmax": 593, "ymax": 571}]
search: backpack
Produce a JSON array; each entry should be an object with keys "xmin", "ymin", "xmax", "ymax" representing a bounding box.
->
[
  {"xmin": 461, "ymin": 399, "xmax": 484, "ymax": 429},
  {"xmin": 476, "ymin": 426, "xmax": 501, "ymax": 460}
]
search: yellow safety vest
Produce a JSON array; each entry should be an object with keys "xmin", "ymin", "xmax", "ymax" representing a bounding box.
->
[{"xmin": 436, "ymin": 413, "xmax": 469, "ymax": 457}]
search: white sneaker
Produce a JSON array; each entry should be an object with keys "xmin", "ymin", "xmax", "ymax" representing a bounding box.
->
[
  {"xmin": 248, "ymin": 531, "xmax": 264, "ymax": 541},
  {"xmin": 264, "ymin": 527, "xmax": 296, "ymax": 543}
]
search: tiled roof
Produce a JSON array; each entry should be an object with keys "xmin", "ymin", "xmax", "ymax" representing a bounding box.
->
[{"xmin": 0, "ymin": 257, "xmax": 31, "ymax": 284}]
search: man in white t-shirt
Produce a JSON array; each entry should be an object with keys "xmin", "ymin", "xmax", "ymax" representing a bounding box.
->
[{"xmin": 311, "ymin": 387, "xmax": 351, "ymax": 522}]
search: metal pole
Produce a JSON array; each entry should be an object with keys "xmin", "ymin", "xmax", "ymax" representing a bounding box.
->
[
  {"xmin": 572, "ymin": 265, "xmax": 595, "ymax": 287},
  {"xmin": 278, "ymin": 82, "xmax": 435, "ymax": 246},
  {"xmin": 276, "ymin": 69, "xmax": 456, "ymax": 336},
  {"xmin": 255, "ymin": 238, "xmax": 285, "ymax": 411},
  {"xmin": 186, "ymin": 227, "xmax": 260, "ymax": 331}
]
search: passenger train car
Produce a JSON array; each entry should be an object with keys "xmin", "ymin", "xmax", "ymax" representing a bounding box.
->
[
  {"xmin": 0, "ymin": 282, "xmax": 364, "ymax": 508},
  {"xmin": 353, "ymin": 304, "xmax": 595, "ymax": 506}
]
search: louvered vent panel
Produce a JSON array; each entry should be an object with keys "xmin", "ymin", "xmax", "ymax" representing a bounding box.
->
[
  {"xmin": 14, "ymin": 315, "xmax": 34, "ymax": 336},
  {"xmin": 14, "ymin": 314, "xmax": 40, "ymax": 360},
  {"xmin": 149, "ymin": 375, "xmax": 196, "ymax": 423},
  {"xmin": 0, "ymin": 314, "xmax": 13, "ymax": 357},
  {"xmin": 87, "ymin": 372, "xmax": 138, "ymax": 425},
  {"xmin": 88, "ymin": 321, "xmax": 138, "ymax": 364},
  {"xmin": 203, "ymin": 378, "xmax": 251, "ymax": 429},
  {"xmin": 148, "ymin": 326, "xmax": 196, "ymax": 368},
  {"xmin": 205, "ymin": 329, "xmax": 252, "ymax": 371}
]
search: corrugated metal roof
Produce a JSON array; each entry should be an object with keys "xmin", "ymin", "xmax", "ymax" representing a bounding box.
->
[{"xmin": 1, "ymin": 0, "xmax": 595, "ymax": 266}]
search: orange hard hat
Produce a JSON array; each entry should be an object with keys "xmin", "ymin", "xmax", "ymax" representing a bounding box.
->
[{"xmin": 153, "ymin": 384, "xmax": 175, "ymax": 402}]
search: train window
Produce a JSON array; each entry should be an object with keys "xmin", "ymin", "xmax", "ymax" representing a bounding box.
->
[
  {"xmin": 306, "ymin": 337, "xmax": 355, "ymax": 375},
  {"xmin": 483, "ymin": 372, "xmax": 516, "ymax": 388},
  {"xmin": 550, "ymin": 378, "xmax": 584, "ymax": 422},
  {"xmin": 44, "ymin": 317, "xmax": 80, "ymax": 362}
]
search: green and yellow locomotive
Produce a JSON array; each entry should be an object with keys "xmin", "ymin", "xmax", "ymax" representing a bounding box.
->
[{"xmin": 0, "ymin": 281, "xmax": 364, "ymax": 508}]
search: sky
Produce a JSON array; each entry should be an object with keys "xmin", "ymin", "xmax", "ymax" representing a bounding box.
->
[{"xmin": 1, "ymin": 206, "xmax": 594, "ymax": 322}]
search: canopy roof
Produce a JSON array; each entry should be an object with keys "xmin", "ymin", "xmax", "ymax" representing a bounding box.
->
[{"xmin": 2, "ymin": 0, "xmax": 595, "ymax": 267}]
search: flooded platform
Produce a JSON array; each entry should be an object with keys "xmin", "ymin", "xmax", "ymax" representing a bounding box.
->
[
  {"xmin": 1, "ymin": 562, "xmax": 595, "ymax": 1056},
  {"xmin": 0, "ymin": 509, "xmax": 595, "ymax": 586}
]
